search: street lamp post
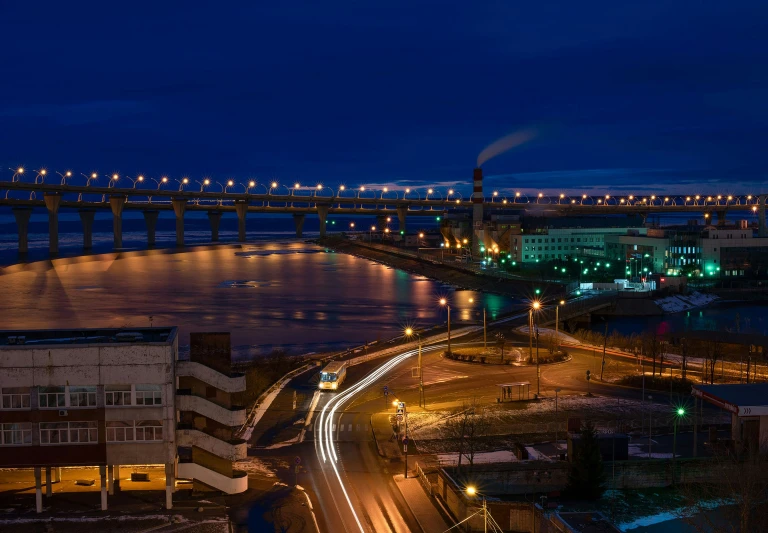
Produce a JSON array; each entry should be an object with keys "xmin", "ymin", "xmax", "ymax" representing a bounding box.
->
[
  {"xmin": 555, "ymin": 300, "xmax": 565, "ymax": 352},
  {"xmin": 439, "ymin": 298, "xmax": 451, "ymax": 355},
  {"xmin": 465, "ymin": 486, "xmax": 488, "ymax": 533},
  {"xmin": 673, "ymin": 407, "xmax": 685, "ymax": 475},
  {"xmin": 405, "ymin": 328, "xmax": 425, "ymax": 407},
  {"xmin": 555, "ymin": 387, "xmax": 562, "ymax": 453},
  {"xmin": 532, "ymin": 301, "xmax": 541, "ymax": 396}
]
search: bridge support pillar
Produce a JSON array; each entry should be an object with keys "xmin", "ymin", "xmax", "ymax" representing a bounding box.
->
[
  {"xmin": 293, "ymin": 214, "xmax": 306, "ymax": 238},
  {"xmin": 760, "ymin": 196, "xmax": 768, "ymax": 238},
  {"xmin": 317, "ymin": 205, "xmax": 330, "ymax": 238},
  {"xmin": 716, "ymin": 211, "xmax": 727, "ymax": 227},
  {"xmin": 397, "ymin": 206, "xmax": 408, "ymax": 233},
  {"xmin": 78, "ymin": 209, "xmax": 96, "ymax": 250},
  {"xmin": 43, "ymin": 192, "xmax": 62, "ymax": 256},
  {"xmin": 207, "ymin": 211, "xmax": 222, "ymax": 241},
  {"xmin": 109, "ymin": 195, "xmax": 126, "ymax": 249},
  {"xmin": 234, "ymin": 200, "xmax": 248, "ymax": 242},
  {"xmin": 12, "ymin": 207, "xmax": 32, "ymax": 257},
  {"xmin": 376, "ymin": 215, "xmax": 387, "ymax": 231},
  {"xmin": 143, "ymin": 210, "xmax": 159, "ymax": 247},
  {"xmin": 172, "ymin": 198, "xmax": 187, "ymax": 247}
]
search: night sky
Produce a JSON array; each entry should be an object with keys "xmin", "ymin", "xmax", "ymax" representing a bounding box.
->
[{"xmin": 2, "ymin": 2, "xmax": 767, "ymax": 196}]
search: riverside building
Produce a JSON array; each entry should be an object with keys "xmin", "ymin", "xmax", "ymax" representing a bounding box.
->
[{"xmin": 0, "ymin": 328, "xmax": 247, "ymax": 513}]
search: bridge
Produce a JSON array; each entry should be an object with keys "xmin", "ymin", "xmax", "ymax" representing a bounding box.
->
[{"xmin": 1, "ymin": 174, "xmax": 767, "ymax": 256}]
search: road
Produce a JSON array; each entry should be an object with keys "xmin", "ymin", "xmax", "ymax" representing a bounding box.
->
[{"xmin": 310, "ymin": 345, "xmax": 448, "ymax": 533}]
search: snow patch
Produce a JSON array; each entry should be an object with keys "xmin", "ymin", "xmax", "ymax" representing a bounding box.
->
[{"xmin": 437, "ymin": 450, "xmax": 518, "ymax": 466}]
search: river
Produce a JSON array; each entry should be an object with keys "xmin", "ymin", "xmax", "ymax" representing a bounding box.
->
[
  {"xmin": 0, "ymin": 242, "xmax": 517, "ymax": 359},
  {"xmin": 593, "ymin": 300, "xmax": 768, "ymax": 338}
]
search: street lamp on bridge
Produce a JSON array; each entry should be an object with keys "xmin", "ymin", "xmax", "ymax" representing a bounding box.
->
[{"xmin": 56, "ymin": 170, "xmax": 72, "ymax": 185}]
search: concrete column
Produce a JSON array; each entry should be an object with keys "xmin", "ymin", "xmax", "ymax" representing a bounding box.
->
[
  {"xmin": 759, "ymin": 196, "xmax": 767, "ymax": 237},
  {"xmin": 12, "ymin": 207, "xmax": 32, "ymax": 256},
  {"xmin": 114, "ymin": 465, "xmax": 120, "ymax": 493},
  {"xmin": 397, "ymin": 206, "xmax": 408, "ymax": 233},
  {"xmin": 172, "ymin": 198, "xmax": 187, "ymax": 247},
  {"xmin": 234, "ymin": 200, "xmax": 248, "ymax": 242},
  {"xmin": 45, "ymin": 466, "xmax": 52, "ymax": 497},
  {"xmin": 109, "ymin": 195, "xmax": 126, "ymax": 249},
  {"xmin": 78, "ymin": 209, "xmax": 96, "ymax": 250},
  {"xmin": 165, "ymin": 463, "xmax": 174, "ymax": 510},
  {"xmin": 143, "ymin": 210, "xmax": 159, "ymax": 247},
  {"xmin": 317, "ymin": 205, "xmax": 330, "ymax": 238},
  {"xmin": 53, "ymin": 467, "xmax": 61, "ymax": 483},
  {"xmin": 44, "ymin": 192, "xmax": 62, "ymax": 255},
  {"xmin": 108, "ymin": 464, "xmax": 114, "ymax": 496},
  {"xmin": 716, "ymin": 211, "xmax": 727, "ymax": 227},
  {"xmin": 99, "ymin": 465, "xmax": 107, "ymax": 511},
  {"xmin": 34, "ymin": 467, "xmax": 42, "ymax": 513},
  {"xmin": 293, "ymin": 213, "xmax": 306, "ymax": 238},
  {"xmin": 207, "ymin": 211, "xmax": 223, "ymax": 241}
]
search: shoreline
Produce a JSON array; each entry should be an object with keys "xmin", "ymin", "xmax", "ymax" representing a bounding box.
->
[{"xmin": 317, "ymin": 237, "xmax": 564, "ymax": 300}]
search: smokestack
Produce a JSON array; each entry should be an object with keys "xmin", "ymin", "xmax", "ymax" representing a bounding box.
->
[{"xmin": 472, "ymin": 168, "xmax": 484, "ymax": 254}]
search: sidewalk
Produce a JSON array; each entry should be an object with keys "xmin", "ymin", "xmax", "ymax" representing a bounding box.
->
[
  {"xmin": 393, "ymin": 474, "xmax": 450, "ymax": 532},
  {"xmin": 371, "ymin": 413, "xmax": 402, "ymax": 460}
]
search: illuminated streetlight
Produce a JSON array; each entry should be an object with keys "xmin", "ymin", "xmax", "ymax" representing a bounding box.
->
[{"xmin": 439, "ymin": 298, "xmax": 451, "ymax": 354}]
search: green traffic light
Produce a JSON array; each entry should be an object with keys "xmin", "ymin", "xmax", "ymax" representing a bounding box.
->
[
  {"xmin": 535, "ymin": 289, "xmax": 541, "ymax": 295},
  {"xmin": 436, "ymin": 216, "xmax": 441, "ymax": 221},
  {"xmin": 677, "ymin": 408, "xmax": 685, "ymax": 416},
  {"xmin": 400, "ymin": 231, "xmax": 404, "ymax": 235}
]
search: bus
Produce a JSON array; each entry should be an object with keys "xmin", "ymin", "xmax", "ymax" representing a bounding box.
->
[{"xmin": 318, "ymin": 361, "xmax": 348, "ymax": 391}]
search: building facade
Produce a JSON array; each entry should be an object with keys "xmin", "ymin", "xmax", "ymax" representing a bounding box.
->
[{"xmin": 0, "ymin": 328, "xmax": 247, "ymax": 513}]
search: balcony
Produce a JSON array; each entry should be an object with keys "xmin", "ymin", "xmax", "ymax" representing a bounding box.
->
[
  {"xmin": 176, "ymin": 428, "xmax": 247, "ymax": 461},
  {"xmin": 177, "ymin": 461, "xmax": 247, "ymax": 494},
  {"xmin": 176, "ymin": 391, "xmax": 246, "ymax": 427},
  {"xmin": 176, "ymin": 361, "xmax": 246, "ymax": 393}
]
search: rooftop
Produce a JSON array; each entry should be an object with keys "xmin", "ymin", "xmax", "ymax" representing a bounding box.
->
[
  {"xmin": 556, "ymin": 512, "xmax": 622, "ymax": 533},
  {"xmin": 0, "ymin": 327, "xmax": 177, "ymax": 347},
  {"xmin": 693, "ymin": 383, "xmax": 768, "ymax": 416}
]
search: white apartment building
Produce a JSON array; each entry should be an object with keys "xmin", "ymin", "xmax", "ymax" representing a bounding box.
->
[
  {"xmin": 0, "ymin": 328, "xmax": 247, "ymax": 513},
  {"xmin": 521, "ymin": 227, "xmax": 647, "ymax": 263}
]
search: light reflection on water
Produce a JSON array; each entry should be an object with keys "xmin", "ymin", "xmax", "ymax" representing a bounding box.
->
[{"xmin": 0, "ymin": 242, "xmax": 519, "ymax": 358}]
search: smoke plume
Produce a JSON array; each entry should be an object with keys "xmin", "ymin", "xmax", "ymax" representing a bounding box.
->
[{"xmin": 476, "ymin": 129, "xmax": 537, "ymax": 167}]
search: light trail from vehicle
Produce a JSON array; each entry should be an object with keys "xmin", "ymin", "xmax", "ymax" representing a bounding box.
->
[{"xmin": 315, "ymin": 343, "xmax": 447, "ymax": 533}]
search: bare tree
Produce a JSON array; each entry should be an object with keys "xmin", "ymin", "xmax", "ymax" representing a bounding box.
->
[
  {"xmin": 441, "ymin": 402, "xmax": 492, "ymax": 473},
  {"xmin": 679, "ymin": 441, "xmax": 768, "ymax": 533}
]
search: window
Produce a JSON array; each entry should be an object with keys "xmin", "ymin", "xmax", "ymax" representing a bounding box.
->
[
  {"xmin": 39, "ymin": 386, "xmax": 66, "ymax": 409},
  {"xmin": 106, "ymin": 421, "xmax": 134, "ymax": 442},
  {"xmin": 1, "ymin": 423, "xmax": 32, "ymax": 445},
  {"xmin": 106, "ymin": 385, "xmax": 131, "ymax": 407},
  {"xmin": 135, "ymin": 420, "xmax": 163, "ymax": 441},
  {"xmin": 40, "ymin": 421, "xmax": 98, "ymax": 445},
  {"xmin": 206, "ymin": 386, "xmax": 217, "ymax": 399},
  {"xmin": 69, "ymin": 386, "xmax": 97, "ymax": 408},
  {"xmin": 1, "ymin": 387, "xmax": 30, "ymax": 410},
  {"xmin": 135, "ymin": 385, "xmax": 162, "ymax": 406}
]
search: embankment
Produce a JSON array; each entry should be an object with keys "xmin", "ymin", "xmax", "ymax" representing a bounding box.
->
[{"xmin": 318, "ymin": 238, "xmax": 565, "ymax": 298}]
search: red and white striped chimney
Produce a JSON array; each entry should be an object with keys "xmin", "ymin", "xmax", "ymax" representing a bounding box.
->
[{"xmin": 472, "ymin": 168, "xmax": 484, "ymax": 252}]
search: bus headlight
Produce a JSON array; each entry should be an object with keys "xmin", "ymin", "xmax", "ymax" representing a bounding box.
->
[{"xmin": 332, "ymin": 383, "xmax": 337, "ymax": 389}]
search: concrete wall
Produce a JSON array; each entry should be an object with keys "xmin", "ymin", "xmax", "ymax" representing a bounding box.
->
[{"xmin": 0, "ymin": 344, "xmax": 174, "ymax": 388}]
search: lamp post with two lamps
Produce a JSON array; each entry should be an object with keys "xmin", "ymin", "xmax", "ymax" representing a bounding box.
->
[{"xmin": 529, "ymin": 301, "xmax": 542, "ymax": 396}]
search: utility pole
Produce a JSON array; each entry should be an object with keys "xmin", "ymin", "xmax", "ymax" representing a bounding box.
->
[
  {"xmin": 483, "ymin": 308, "xmax": 487, "ymax": 352},
  {"xmin": 403, "ymin": 408, "xmax": 409, "ymax": 478},
  {"xmin": 528, "ymin": 310, "xmax": 533, "ymax": 363},
  {"xmin": 535, "ymin": 314, "xmax": 540, "ymax": 396},
  {"xmin": 600, "ymin": 321, "xmax": 608, "ymax": 381}
]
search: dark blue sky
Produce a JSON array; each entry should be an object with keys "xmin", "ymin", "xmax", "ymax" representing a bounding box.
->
[{"xmin": 2, "ymin": 1, "xmax": 767, "ymax": 196}]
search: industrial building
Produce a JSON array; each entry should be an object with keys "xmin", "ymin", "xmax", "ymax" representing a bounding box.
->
[{"xmin": 0, "ymin": 328, "xmax": 247, "ymax": 513}]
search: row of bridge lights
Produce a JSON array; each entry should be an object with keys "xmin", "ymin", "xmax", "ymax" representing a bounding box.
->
[
  {"xmin": 8, "ymin": 168, "xmax": 760, "ymax": 208},
  {"xmin": 8, "ymin": 167, "xmax": 462, "ymax": 200}
]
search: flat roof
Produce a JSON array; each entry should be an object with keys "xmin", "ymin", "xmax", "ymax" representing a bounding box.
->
[
  {"xmin": 693, "ymin": 383, "xmax": 768, "ymax": 416},
  {"xmin": 498, "ymin": 382, "xmax": 530, "ymax": 387},
  {"xmin": 557, "ymin": 512, "xmax": 621, "ymax": 533},
  {"xmin": 0, "ymin": 327, "xmax": 177, "ymax": 347}
]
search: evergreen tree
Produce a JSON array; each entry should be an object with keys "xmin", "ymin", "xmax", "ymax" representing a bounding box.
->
[{"xmin": 565, "ymin": 421, "xmax": 606, "ymax": 500}]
